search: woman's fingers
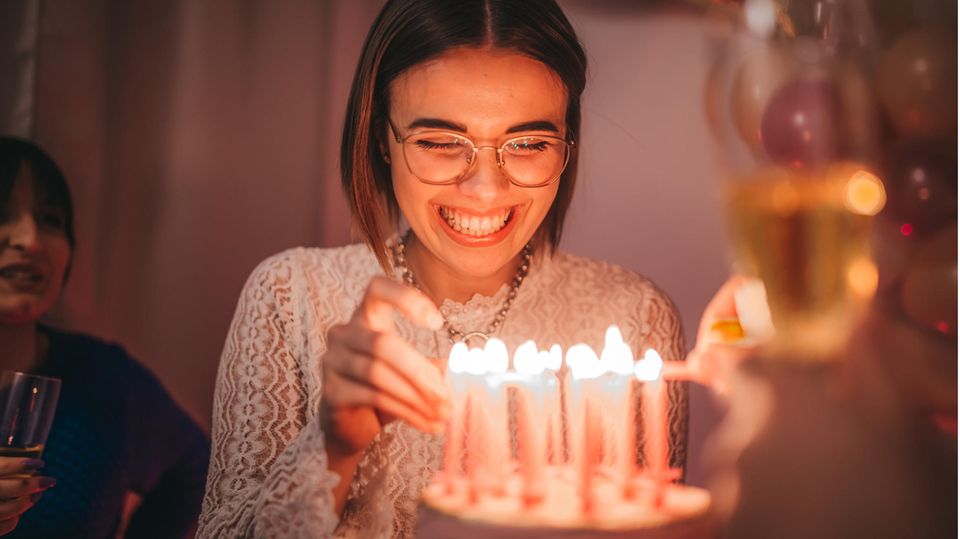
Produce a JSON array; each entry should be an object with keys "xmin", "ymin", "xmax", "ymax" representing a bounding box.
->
[
  {"xmin": 326, "ymin": 328, "xmax": 449, "ymax": 421},
  {"xmin": 687, "ymin": 342, "xmax": 757, "ymax": 395},
  {"xmin": 0, "ymin": 459, "xmax": 43, "ymax": 477},
  {"xmin": 0, "ymin": 516, "xmax": 19, "ymax": 536},
  {"xmin": 331, "ymin": 324, "xmax": 448, "ymax": 401},
  {"xmin": 697, "ymin": 275, "xmax": 748, "ymax": 342},
  {"xmin": 321, "ymin": 276, "xmax": 450, "ymax": 437},
  {"xmin": 0, "ymin": 491, "xmax": 40, "ymax": 521},
  {"xmin": 0, "ymin": 476, "xmax": 55, "ymax": 500},
  {"xmin": 333, "ymin": 351, "xmax": 447, "ymax": 422},
  {"xmin": 325, "ymin": 370, "xmax": 444, "ymax": 433},
  {"xmin": 353, "ymin": 277, "xmax": 443, "ymax": 333}
]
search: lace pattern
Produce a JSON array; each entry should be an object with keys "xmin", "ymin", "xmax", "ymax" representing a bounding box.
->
[{"xmin": 198, "ymin": 244, "xmax": 688, "ymax": 538}]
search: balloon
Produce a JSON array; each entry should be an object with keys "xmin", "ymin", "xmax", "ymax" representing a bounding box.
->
[
  {"xmin": 879, "ymin": 140, "xmax": 957, "ymax": 232},
  {"xmin": 760, "ymin": 78, "xmax": 843, "ymax": 166},
  {"xmin": 900, "ymin": 224, "xmax": 957, "ymax": 337},
  {"xmin": 877, "ymin": 28, "xmax": 957, "ymax": 139},
  {"xmin": 730, "ymin": 46, "xmax": 796, "ymax": 151}
]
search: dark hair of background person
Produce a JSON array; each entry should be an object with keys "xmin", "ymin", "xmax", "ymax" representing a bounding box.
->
[
  {"xmin": 340, "ymin": 0, "xmax": 588, "ymax": 271},
  {"xmin": 0, "ymin": 136, "xmax": 76, "ymax": 250}
]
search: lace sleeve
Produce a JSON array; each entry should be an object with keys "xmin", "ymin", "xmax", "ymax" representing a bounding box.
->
[
  {"xmin": 197, "ymin": 252, "xmax": 340, "ymax": 538},
  {"xmin": 635, "ymin": 284, "xmax": 689, "ymax": 477}
]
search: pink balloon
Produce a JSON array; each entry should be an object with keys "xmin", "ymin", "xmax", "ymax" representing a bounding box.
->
[{"xmin": 760, "ymin": 78, "xmax": 844, "ymax": 166}]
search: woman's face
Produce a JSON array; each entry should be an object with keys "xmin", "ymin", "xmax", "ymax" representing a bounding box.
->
[
  {"xmin": 0, "ymin": 170, "xmax": 71, "ymax": 324},
  {"xmin": 387, "ymin": 47, "xmax": 567, "ymax": 279}
]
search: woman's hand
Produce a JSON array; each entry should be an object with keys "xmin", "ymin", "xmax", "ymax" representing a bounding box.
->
[
  {"xmin": 687, "ymin": 275, "xmax": 773, "ymax": 394},
  {"xmin": 321, "ymin": 276, "xmax": 450, "ymax": 456},
  {"xmin": 0, "ymin": 457, "xmax": 55, "ymax": 536}
]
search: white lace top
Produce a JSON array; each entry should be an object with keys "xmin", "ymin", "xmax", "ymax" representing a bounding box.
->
[{"xmin": 197, "ymin": 243, "xmax": 688, "ymax": 538}]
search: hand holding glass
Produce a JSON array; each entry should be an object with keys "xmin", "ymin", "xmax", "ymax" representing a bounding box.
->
[{"xmin": 0, "ymin": 372, "xmax": 61, "ymax": 461}]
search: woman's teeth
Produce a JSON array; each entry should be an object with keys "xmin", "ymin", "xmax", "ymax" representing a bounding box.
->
[
  {"xmin": 0, "ymin": 268, "xmax": 42, "ymax": 283},
  {"xmin": 439, "ymin": 207, "xmax": 511, "ymax": 236}
]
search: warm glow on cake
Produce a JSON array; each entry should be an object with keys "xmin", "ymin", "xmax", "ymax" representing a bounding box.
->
[{"xmin": 418, "ymin": 327, "xmax": 715, "ymax": 538}]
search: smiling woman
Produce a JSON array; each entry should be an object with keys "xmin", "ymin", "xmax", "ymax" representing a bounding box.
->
[
  {"xmin": 197, "ymin": 1, "xmax": 688, "ymax": 538},
  {"xmin": 0, "ymin": 137, "xmax": 210, "ymax": 539}
]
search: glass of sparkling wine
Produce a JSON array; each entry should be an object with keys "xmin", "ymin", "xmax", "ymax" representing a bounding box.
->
[
  {"xmin": 0, "ymin": 371, "xmax": 61, "ymax": 464},
  {"xmin": 704, "ymin": 0, "xmax": 885, "ymax": 361}
]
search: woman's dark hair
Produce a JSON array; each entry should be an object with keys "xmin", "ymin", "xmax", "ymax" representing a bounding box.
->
[
  {"xmin": 341, "ymin": 0, "xmax": 587, "ymax": 270},
  {"xmin": 0, "ymin": 136, "xmax": 76, "ymax": 250}
]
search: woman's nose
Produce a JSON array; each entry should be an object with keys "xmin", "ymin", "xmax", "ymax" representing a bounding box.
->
[
  {"xmin": 457, "ymin": 148, "xmax": 510, "ymax": 202},
  {"xmin": 4, "ymin": 213, "xmax": 40, "ymax": 252}
]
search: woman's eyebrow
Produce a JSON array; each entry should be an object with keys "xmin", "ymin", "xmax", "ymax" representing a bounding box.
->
[
  {"xmin": 407, "ymin": 118, "xmax": 468, "ymax": 132},
  {"xmin": 407, "ymin": 118, "xmax": 561, "ymax": 134},
  {"xmin": 505, "ymin": 120, "xmax": 560, "ymax": 134}
]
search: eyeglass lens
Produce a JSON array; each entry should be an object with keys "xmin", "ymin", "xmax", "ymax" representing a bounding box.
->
[{"xmin": 403, "ymin": 132, "xmax": 568, "ymax": 185}]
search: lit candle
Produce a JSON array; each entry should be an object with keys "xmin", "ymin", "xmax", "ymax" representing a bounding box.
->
[
  {"xmin": 635, "ymin": 349, "xmax": 668, "ymax": 508},
  {"xmin": 443, "ymin": 342, "xmax": 470, "ymax": 493},
  {"xmin": 513, "ymin": 340, "xmax": 547, "ymax": 505},
  {"xmin": 599, "ymin": 326, "xmax": 637, "ymax": 498},
  {"xmin": 480, "ymin": 338, "xmax": 511, "ymax": 496},
  {"xmin": 566, "ymin": 343, "xmax": 604, "ymax": 514},
  {"xmin": 541, "ymin": 344, "xmax": 564, "ymax": 465},
  {"xmin": 463, "ymin": 344, "xmax": 487, "ymax": 503}
]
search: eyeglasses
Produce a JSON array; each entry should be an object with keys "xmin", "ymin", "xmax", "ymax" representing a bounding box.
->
[{"xmin": 387, "ymin": 118, "xmax": 575, "ymax": 188}]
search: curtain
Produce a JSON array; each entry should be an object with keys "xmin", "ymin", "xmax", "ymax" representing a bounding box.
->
[{"xmin": 2, "ymin": 0, "xmax": 386, "ymax": 428}]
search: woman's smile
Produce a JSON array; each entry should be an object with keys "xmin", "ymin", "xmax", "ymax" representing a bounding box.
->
[
  {"xmin": 433, "ymin": 203, "xmax": 523, "ymax": 247},
  {"xmin": 389, "ymin": 47, "xmax": 566, "ymax": 283}
]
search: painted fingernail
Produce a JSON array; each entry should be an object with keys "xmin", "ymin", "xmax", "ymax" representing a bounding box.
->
[
  {"xmin": 38, "ymin": 477, "xmax": 56, "ymax": 489},
  {"xmin": 426, "ymin": 311, "xmax": 444, "ymax": 330},
  {"xmin": 30, "ymin": 492, "xmax": 42, "ymax": 504},
  {"xmin": 23, "ymin": 459, "xmax": 44, "ymax": 470}
]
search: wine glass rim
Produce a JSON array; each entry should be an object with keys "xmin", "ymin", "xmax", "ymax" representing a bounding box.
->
[{"xmin": 1, "ymin": 371, "xmax": 62, "ymax": 384}]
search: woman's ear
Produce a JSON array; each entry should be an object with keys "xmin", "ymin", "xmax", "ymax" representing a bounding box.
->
[{"xmin": 374, "ymin": 115, "xmax": 394, "ymax": 164}]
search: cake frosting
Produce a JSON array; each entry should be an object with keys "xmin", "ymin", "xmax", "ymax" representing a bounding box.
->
[{"xmin": 416, "ymin": 468, "xmax": 715, "ymax": 538}]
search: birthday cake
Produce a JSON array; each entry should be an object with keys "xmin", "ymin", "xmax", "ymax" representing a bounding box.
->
[
  {"xmin": 414, "ymin": 330, "xmax": 716, "ymax": 538},
  {"xmin": 416, "ymin": 470, "xmax": 715, "ymax": 538}
]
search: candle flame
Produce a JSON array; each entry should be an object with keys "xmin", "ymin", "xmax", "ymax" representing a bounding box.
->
[
  {"xmin": 485, "ymin": 338, "xmax": 510, "ymax": 374},
  {"xmin": 600, "ymin": 325, "xmax": 634, "ymax": 375},
  {"xmin": 567, "ymin": 344, "xmax": 604, "ymax": 380},
  {"xmin": 465, "ymin": 347, "xmax": 487, "ymax": 376},
  {"xmin": 633, "ymin": 349, "xmax": 664, "ymax": 382},
  {"xmin": 542, "ymin": 344, "xmax": 563, "ymax": 372},
  {"xmin": 449, "ymin": 341, "xmax": 469, "ymax": 374},
  {"xmin": 514, "ymin": 340, "xmax": 543, "ymax": 375}
]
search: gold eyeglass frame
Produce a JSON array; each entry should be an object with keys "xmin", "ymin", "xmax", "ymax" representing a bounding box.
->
[{"xmin": 386, "ymin": 118, "xmax": 575, "ymax": 188}]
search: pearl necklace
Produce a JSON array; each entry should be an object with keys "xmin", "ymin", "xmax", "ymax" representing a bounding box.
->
[{"xmin": 393, "ymin": 233, "xmax": 532, "ymax": 346}]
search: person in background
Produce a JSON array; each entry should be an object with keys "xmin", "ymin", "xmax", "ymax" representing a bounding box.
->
[{"xmin": 0, "ymin": 136, "xmax": 210, "ymax": 538}]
